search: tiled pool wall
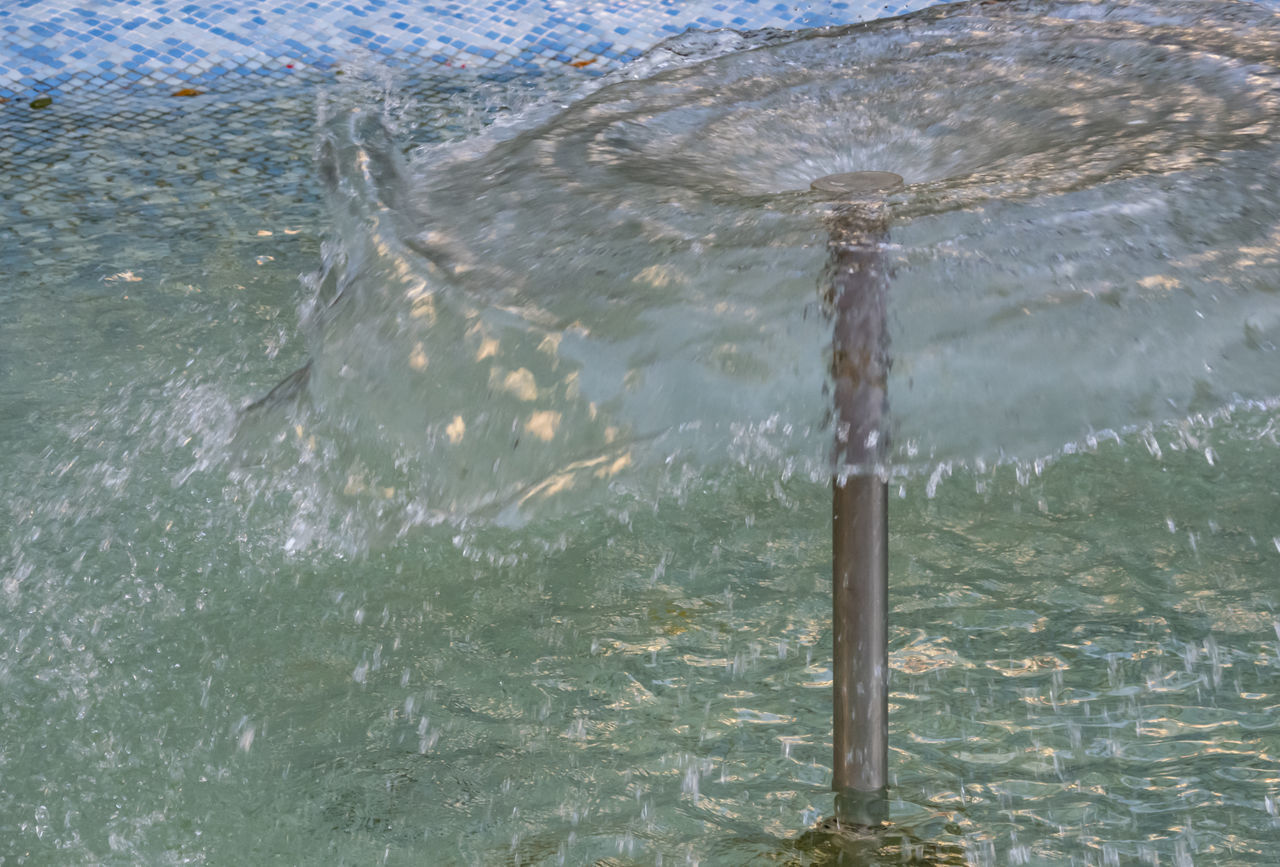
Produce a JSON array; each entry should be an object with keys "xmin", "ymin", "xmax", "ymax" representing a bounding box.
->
[
  {"xmin": 3, "ymin": 0, "xmax": 941, "ymax": 108},
  {"xmin": 3, "ymin": 1, "xmax": 951, "ymax": 288},
  {"xmin": 1, "ymin": 1, "xmax": 940, "ymax": 248},
  {"xmin": 7, "ymin": 0, "xmax": 1280, "ymax": 155},
  {"xmin": 5, "ymin": 0, "xmax": 1280, "ymax": 310}
]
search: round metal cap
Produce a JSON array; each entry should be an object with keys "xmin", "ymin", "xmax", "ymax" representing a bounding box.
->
[{"xmin": 810, "ymin": 171, "xmax": 905, "ymax": 197}]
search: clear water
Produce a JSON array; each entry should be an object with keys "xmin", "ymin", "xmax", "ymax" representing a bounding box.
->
[{"xmin": 4, "ymin": 0, "xmax": 1280, "ymax": 863}]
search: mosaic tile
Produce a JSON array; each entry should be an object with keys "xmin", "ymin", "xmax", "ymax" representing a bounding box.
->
[
  {"xmin": 2, "ymin": 0, "xmax": 945, "ymax": 107},
  {"xmin": 3, "ymin": 0, "xmax": 965, "ymax": 244},
  {"xmin": 4, "ymin": 0, "xmax": 1279, "ymax": 307}
]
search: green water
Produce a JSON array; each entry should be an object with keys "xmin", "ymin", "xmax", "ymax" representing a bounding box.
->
[{"xmin": 4, "ymin": 3, "xmax": 1280, "ymax": 864}]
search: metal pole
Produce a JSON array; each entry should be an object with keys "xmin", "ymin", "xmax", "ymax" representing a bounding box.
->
[{"xmin": 812, "ymin": 171, "xmax": 901, "ymax": 829}]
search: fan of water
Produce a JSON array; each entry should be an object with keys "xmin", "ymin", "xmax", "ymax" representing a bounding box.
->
[{"xmin": 261, "ymin": 0, "xmax": 1280, "ymax": 531}]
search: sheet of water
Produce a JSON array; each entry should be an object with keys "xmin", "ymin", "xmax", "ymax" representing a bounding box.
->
[
  {"xmin": 3, "ymin": 1, "xmax": 1280, "ymax": 863},
  {"xmin": 281, "ymin": 0, "xmax": 1280, "ymax": 529}
]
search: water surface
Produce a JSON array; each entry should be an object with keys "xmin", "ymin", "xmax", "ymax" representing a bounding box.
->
[{"xmin": 3, "ymin": 1, "xmax": 1280, "ymax": 863}]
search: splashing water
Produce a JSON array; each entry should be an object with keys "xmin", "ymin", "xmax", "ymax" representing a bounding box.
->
[
  {"xmin": 258, "ymin": 0, "xmax": 1280, "ymax": 536},
  {"xmin": 4, "ymin": 0, "xmax": 1280, "ymax": 863}
]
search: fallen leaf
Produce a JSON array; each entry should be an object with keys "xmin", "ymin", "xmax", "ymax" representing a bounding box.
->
[
  {"xmin": 30, "ymin": 96, "xmax": 52, "ymax": 109},
  {"xmin": 172, "ymin": 88, "xmax": 203, "ymax": 97}
]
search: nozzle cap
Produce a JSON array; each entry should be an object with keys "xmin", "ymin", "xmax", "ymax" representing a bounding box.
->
[{"xmin": 810, "ymin": 171, "xmax": 904, "ymax": 197}]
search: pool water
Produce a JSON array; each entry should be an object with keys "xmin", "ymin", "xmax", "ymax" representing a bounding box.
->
[{"xmin": 5, "ymin": 1, "xmax": 1280, "ymax": 863}]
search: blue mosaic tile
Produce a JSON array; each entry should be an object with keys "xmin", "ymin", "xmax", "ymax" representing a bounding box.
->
[
  {"xmin": 2, "ymin": 0, "xmax": 957, "ymax": 105},
  {"xmin": 3, "ymin": 0, "xmax": 1280, "ymax": 225}
]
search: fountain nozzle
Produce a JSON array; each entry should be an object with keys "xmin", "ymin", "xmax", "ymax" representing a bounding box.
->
[{"xmin": 810, "ymin": 171, "xmax": 904, "ymax": 198}]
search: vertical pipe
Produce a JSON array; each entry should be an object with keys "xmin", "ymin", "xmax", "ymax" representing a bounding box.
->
[{"xmin": 813, "ymin": 171, "xmax": 899, "ymax": 828}]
